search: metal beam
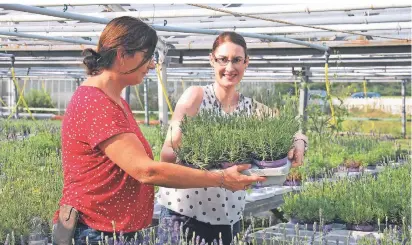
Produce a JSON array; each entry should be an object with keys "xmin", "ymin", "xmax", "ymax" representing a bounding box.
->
[
  {"xmin": 1, "ymin": 14, "xmax": 410, "ymax": 32},
  {"xmin": 0, "ymin": 4, "xmax": 329, "ymax": 52},
  {"xmin": 0, "ymin": 53, "xmax": 14, "ymax": 58},
  {"xmin": 0, "ymin": 31, "xmax": 96, "ymax": 45},
  {"xmin": 169, "ymin": 61, "xmax": 411, "ymax": 68},
  {"xmin": 167, "ymin": 45, "xmax": 411, "ymax": 57},
  {"xmin": 2, "ymin": 42, "xmax": 410, "ymax": 57},
  {"xmin": 0, "ymin": 4, "xmax": 168, "ymax": 53},
  {"xmin": 1, "ymin": 60, "xmax": 410, "ymax": 69},
  {"xmin": 1, "ymin": 3, "xmax": 410, "ymax": 20}
]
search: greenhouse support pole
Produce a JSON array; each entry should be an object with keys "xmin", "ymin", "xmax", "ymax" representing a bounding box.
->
[
  {"xmin": 58, "ymin": 81, "xmax": 61, "ymax": 114},
  {"xmin": 10, "ymin": 57, "xmax": 19, "ymax": 119},
  {"xmin": 401, "ymin": 79, "xmax": 406, "ymax": 139},
  {"xmin": 173, "ymin": 79, "xmax": 178, "ymax": 99},
  {"xmin": 157, "ymin": 57, "xmax": 170, "ymax": 127},
  {"xmin": 125, "ymin": 86, "xmax": 131, "ymax": 105},
  {"xmin": 75, "ymin": 78, "xmax": 81, "ymax": 87},
  {"xmin": 144, "ymin": 78, "xmax": 149, "ymax": 125},
  {"xmin": 298, "ymin": 67, "xmax": 309, "ymax": 133}
]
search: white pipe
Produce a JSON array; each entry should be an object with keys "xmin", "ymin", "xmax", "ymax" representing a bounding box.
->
[
  {"xmin": 1, "ymin": 39, "xmax": 401, "ymax": 53},
  {"xmin": 0, "ymin": 53, "xmax": 14, "ymax": 58},
  {"xmin": 1, "ymin": 44, "xmax": 95, "ymax": 51},
  {"xmin": 2, "ymin": 29, "xmax": 408, "ymax": 42},
  {"xmin": 1, "ymin": 13, "xmax": 410, "ymax": 33},
  {"xmin": 0, "ymin": 25, "xmax": 105, "ymax": 33},
  {"xmin": 168, "ymin": 58, "xmax": 411, "ymax": 64},
  {"xmin": 163, "ymin": 30, "xmax": 411, "ymax": 41},
  {"xmin": 0, "ymin": 3, "xmax": 410, "ymax": 22},
  {"xmin": 17, "ymin": 20, "xmax": 410, "ymax": 37},
  {"xmin": 160, "ymin": 22, "xmax": 412, "ymax": 35},
  {"xmin": 170, "ymin": 39, "xmax": 411, "ymax": 50},
  {"xmin": 145, "ymin": 78, "xmax": 407, "ymax": 83},
  {"xmin": 4, "ymin": 75, "xmax": 404, "ymax": 83},
  {"xmin": 9, "ymin": 67, "xmax": 410, "ymax": 75},
  {"xmin": 0, "ymin": 61, "xmax": 82, "ymax": 65},
  {"xmin": 178, "ymin": 53, "xmax": 411, "ymax": 60},
  {"xmin": 171, "ymin": 14, "xmax": 412, "ymax": 29},
  {"xmin": 0, "ymin": 30, "xmax": 96, "ymax": 45}
]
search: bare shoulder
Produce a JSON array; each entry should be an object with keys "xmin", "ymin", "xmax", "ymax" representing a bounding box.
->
[
  {"xmin": 174, "ymin": 86, "xmax": 204, "ymax": 118},
  {"xmin": 178, "ymin": 86, "xmax": 203, "ymax": 105}
]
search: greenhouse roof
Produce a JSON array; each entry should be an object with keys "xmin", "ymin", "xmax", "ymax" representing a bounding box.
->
[{"xmin": 0, "ymin": 2, "xmax": 411, "ymax": 82}]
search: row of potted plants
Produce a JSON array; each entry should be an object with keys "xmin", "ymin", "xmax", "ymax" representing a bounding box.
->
[
  {"xmin": 0, "ymin": 119, "xmax": 60, "ymax": 141},
  {"xmin": 281, "ymin": 162, "xmax": 411, "ymax": 231},
  {"xmin": 301, "ymin": 133, "xmax": 400, "ymax": 179}
]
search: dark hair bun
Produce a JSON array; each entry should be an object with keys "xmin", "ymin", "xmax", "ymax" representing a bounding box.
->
[{"xmin": 82, "ymin": 48, "xmax": 101, "ymax": 75}]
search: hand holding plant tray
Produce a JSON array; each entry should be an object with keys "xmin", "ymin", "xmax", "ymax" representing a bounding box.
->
[{"xmin": 242, "ymin": 104, "xmax": 299, "ymax": 186}]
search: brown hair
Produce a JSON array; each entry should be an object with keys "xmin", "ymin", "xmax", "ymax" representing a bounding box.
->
[
  {"xmin": 83, "ymin": 16, "xmax": 158, "ymax": 75},
  {"xmin": 211, "ymin": 32, "xmax": 248, "ymax": 57}
]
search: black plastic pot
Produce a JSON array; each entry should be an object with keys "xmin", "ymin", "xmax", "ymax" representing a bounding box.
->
[
  {"xmin": 252, "ymin": 156, "xmax": 288, "ymax": 169},
  {"xmin": 218, "ymin": 162, "xmax": 236, "ymax": 169}
]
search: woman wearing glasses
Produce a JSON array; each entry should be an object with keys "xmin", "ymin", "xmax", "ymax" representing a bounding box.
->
[
  {"xmin": 52, "ymin": 18, "xmax": 264, "ymax": 245},
  {"xmin": 158, "ymin": 32, "xmax": 307, "ymax": 244}
]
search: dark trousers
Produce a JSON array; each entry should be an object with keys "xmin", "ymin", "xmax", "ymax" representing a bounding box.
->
[
  {"xmin": 53, "ymin": 222, "xmax": 143, "ymax": 245},
  {"xmin": 158, "ymin": 206, "xmax": 241, "ymax": 245}
]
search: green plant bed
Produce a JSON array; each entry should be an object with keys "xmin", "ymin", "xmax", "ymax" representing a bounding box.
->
[
  {"xmin": 281, "ymin": 163, "xmax": 411, "ymax": 232},
  {"xmin": 302, "ymin": 132, "xmax": 398, "ymax": 178},
  {"xmin": 0, "ymin": 133, "xmax": 63, "ymax": 242}
]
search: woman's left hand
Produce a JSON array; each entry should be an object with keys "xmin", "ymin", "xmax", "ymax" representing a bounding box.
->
[{"xmin": 287, "ymin": 133, "xmax": 308, "ymax": 168}]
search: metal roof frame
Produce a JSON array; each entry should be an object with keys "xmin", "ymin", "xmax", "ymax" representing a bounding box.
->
[{"xmin": 0, "ymin": 3, "xmax": 410, "ymax": 81}]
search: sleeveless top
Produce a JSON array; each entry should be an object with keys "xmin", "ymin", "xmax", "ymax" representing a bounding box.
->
[{"xmin": 157, "ymin": 84, "xmax": 253, "ymax": 225}]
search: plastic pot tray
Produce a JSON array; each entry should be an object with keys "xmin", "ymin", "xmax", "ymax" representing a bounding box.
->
[{"xmin": 242, "ymin": 159, "xmax": 291, "ymax": 187}]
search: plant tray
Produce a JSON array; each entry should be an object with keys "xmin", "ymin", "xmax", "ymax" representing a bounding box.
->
[
  {"xmin": 245, "ymin": 186, "xmax": 293, "ymax": 202},
  {"xmin": 318, "ymin": 229, "xmax": 383, "ymax": 245},
  {"xmin": 250, "ymin": 223, "xmax": 387, "ymax": 245},
  {"xmin": 242, "ymin": 160, "xmax": 291, "ymax": 187}
]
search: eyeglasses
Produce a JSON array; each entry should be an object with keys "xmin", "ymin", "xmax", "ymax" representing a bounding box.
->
[
  {"xmin": 120, "ymin": 50, "xmax": 155, "ymax": 75},
  {"xmin": 137, "ymin": 50, "xmax": 155, "ymax": 61},
  {"xmin": 212, "ymin": 54, "xmax": 246, "ymax": 66}
]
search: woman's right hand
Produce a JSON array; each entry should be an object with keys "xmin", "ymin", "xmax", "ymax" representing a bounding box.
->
[{"xmin": 222, "ymin": 164, "xmax": 266, "ymax": 192}]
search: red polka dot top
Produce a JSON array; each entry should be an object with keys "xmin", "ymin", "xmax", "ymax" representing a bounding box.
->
[{"xmin": 53, "ymin": 86, "xmax": 154, "ymax": 232}]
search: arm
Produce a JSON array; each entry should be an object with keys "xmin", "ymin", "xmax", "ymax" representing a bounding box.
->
[
  {"xmin": 99, "ymin": 132, "xmax": 265, "ymax": 190},
  {"xmin": 160, "ymin": 86, "xmax": 204, "ymax": 163}
]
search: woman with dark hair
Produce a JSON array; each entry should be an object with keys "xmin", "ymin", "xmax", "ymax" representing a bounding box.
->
[
  {"xmin": 52, "ymin": 18, "xmax": 264, "ymax": 245},
  {"xmin": 158, "ymin": 31, "xmax": 308, "ymax": 244}
]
